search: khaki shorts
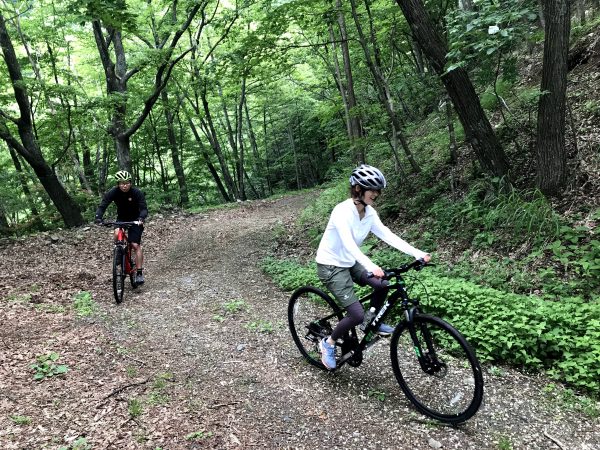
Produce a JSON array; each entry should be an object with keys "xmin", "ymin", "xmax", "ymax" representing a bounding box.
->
[{"xmin": 317, "ymin": 262, "xmax": 365, "ymax": 308}]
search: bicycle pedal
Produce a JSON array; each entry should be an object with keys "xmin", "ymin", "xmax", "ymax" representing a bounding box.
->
[{"xmin": 338, "ymin": 350, "xmax": 355, "ymax": 365}]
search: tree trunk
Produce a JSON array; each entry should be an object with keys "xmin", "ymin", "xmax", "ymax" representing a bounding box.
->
[
  {"xmin": 537, "ymin": 0, "xmax": 546, "ymax": 29},
  {"xmin": 576, "ymin": 0, "xmax": 585, "ymax": 24},
  {"xmin": 188, "ymin": 117, "xmax": 231, "ymax": 202},
  {"xmin": 445, "ymin": 97, "xmax": 458, "ymax": 164},
  {"xmin": 148, "ymin": 111, "xmax": 169, "ymax": 192},
  {"xmin": 244, "ymin": 100, "xmax": 265, "ymax": 198},
  {"xmin": 7, "ymin": 142, "xmax": 43, "ymax": 228},
  {"xmin": 350, "ymin": 0, "xmax": 420, "ymax": 173},
  {"xmin": 236, "ymin": 76, "xmax": 247, "ymax": 201},
  {"xmin": 394, "ymin": 0, "xmax": 510, "ymax": 179},
  {"xmin": 262, "ymin": 106, "xmax": 273, "ymax": 196},
  {"xmin": 91, "ymin": 3, "xmax": 201, "ymax": 172},
  {"xmin": 0, "ymin": 201, "xmax": 9, "ymax": 234},
  {"xmin": 0, "ymin": 13, "xmax": 83, "ymax": 228},
  {"xmin": 81, "ymin": 142, "xmax": 97, "ymax": 193},
  {"xmin": 288, "ymin": 124, "xmax": 301, "ymax": 189},
  {"xmin": 200, "ymin": 86, "xmax": 238, "ymax": 199},
  {"xmin": 161, "ymin": 90, "xmax": 189, "ymax": 205},
  {"xmin": 328, "ymin": 22, "xmax": 353, "ymax": 140},
  {"xmin": 335, "ymin": 0, "xmax": 364, "ymax": 163},
  {"xmin": 536, "ymin": 0, "xmax": 570, "ymax": 195}
]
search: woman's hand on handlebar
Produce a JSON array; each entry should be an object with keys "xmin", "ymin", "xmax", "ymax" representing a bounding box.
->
[{"xmin": 371, "ymin": 267, "xmax": 385, "ymax": 278}]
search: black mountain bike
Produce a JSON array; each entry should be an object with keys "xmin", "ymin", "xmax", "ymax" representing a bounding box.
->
[
  {"xmin": 101, "ymin": 221, "xmax": 140, "ymax": 303},
  {"xmin": 288, "ymin": 260, "xmax": 484, "ymax": 424}
]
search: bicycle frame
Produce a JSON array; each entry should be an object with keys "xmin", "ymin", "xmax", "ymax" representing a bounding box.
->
[
  {"xmin": 290, "ymin": 260, "xmax": 484, "ymax": 423},
  {"xmin": 323, "ymin": 265, "xmax": 424, "ymax": 371},
  {"xmin": 114, "ymin": 227, "xmax": 135, "ymax": 276}
]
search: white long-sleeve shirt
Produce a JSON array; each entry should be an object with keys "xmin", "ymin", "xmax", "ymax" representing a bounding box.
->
[{"xmin": 315, "ymin": 198, "xmax": 427, "ymax": 272}]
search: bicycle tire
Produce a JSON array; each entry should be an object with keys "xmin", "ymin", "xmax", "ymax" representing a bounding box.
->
[
  {"xmin": 390, "ymin": 314, "xmax": 484, "ymax": 424},
  {"xmin": 288, "ymin": 286, "xmax": 344, "ymax": 370},
  {"xmin": 112, "ymin": 246, "xmax": 125, "ymax": 304},
  {"xmin": 128, "ymin": 248, "xmax": 138, "ymax": 289}
]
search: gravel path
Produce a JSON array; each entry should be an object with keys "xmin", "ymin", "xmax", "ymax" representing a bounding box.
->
[{"xmin": 0, "ymin": 192, "xmax": 598, "ymax": 449}]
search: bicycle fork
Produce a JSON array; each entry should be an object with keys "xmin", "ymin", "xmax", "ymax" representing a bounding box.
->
[{"xmin": 405, "ymin": 308, "xmax": 445, "ymax": 376}]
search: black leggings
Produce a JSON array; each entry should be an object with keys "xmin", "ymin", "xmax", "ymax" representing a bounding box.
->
[{"xmin": 330, "ymin": 272, "xmax": 388, "ymax": 341}]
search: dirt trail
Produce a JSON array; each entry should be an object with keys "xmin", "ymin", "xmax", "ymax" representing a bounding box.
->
[{"xmin": 0, "ymin": 193, "xmax": 598, "ymax": 449}]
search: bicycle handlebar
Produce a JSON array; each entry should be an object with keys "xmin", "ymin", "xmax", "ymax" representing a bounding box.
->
[
  {"xmin": 99, "ymin": 220, "xmax": 143, "ymax": 227},
  {"xmin": 367, "ymin": 259, "xmax": 432, "ymax": 279}
]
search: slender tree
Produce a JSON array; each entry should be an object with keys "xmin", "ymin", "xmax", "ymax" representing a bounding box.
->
[
  {"xmin": 88, "ymin": 0, "xmax": 203, "ymax": 172},
  {"xmin": 394, "ymin": 0, "xmax": 511, "ymax": 179},
  {"xmin": 349, "ymin": 0, "xmax": 420, "ymax": 172},
  {"xmin": 536, "ymin": 0, "xmax": 570, "ymax": 195},
  {"xmin": 0, "ymin": 12, "xmax": 83, "ymax": 227}
]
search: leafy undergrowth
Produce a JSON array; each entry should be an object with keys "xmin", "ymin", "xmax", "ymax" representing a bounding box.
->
[{"xmin": 262, "ymin": 252, "xmax": 600, "ymax": 396}]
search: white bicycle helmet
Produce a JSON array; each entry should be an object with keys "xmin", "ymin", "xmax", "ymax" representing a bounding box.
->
[
  {"xmin": 349, "ymin": 164, "xmax": 387, "ymax": 190},
  {"xmin": 114, "ymin": 170, "xmax": 132, "ymax": 182}
]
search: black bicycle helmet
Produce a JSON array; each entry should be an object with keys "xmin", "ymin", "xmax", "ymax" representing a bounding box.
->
[
  {"xmin": 114, "ymin": 170, "xmax": 132, "ymax": 182},
  {"xmin": 349, "ymin": 164, "xmax": 387, "ymax": 190}
]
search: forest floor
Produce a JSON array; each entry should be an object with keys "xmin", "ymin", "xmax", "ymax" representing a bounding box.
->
[{"xmin": 0, "ymin": 191, "xmax": 599, "ymax": 449}]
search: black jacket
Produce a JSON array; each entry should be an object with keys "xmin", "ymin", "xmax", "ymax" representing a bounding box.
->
[{"xmin": 95, "ymin": 187, "xmax": 148, "ymax": 222}]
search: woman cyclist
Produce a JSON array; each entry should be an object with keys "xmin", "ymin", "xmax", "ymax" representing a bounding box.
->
[
  {"xmin": 95, "ymin": 170, "xmax": 148, "ymax": 284},
  {"xmin": 316, "ymin": 164, "xmax": 431, "ymax": 370}
]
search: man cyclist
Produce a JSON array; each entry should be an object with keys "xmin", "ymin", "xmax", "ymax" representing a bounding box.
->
[
  {"xmin": 316, "ymin": 164, "xmax": 431, "ymax": 370},
  {"xmin": 95, "ymin": 170, "xmax": 148, "ymax": 285}
]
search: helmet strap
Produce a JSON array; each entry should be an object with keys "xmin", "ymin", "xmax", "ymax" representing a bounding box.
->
[{"xmin": 352, "ymin": 186, "xmax": 367, "ymax": 207}]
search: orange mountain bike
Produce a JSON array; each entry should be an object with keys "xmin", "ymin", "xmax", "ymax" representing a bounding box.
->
[{"xmin": 101, "ymin": 221, "xmax": 141, "ymax": 303}]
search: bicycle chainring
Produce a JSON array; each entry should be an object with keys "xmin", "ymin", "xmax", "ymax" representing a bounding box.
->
[{"xmin": 341, "ymin": 335, "xmax": 363, "ymax": 367}]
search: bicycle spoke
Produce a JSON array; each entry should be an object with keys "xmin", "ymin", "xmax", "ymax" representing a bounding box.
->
[
  {"xmin": 391, "ymin": 314, "xmax": 483, "ymax": 423},
  {"xmin": 288, "ymin": 287, "xmax": 342, "ymax": 370},
  {"xmin": 113, "ymin": 247, "xmax": 125, "ymax": 303}
]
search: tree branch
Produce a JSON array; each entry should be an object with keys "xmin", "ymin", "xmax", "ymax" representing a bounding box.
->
[{"xmin": 121, "ymin": 46, "xmax": 194, "ymax": 139}]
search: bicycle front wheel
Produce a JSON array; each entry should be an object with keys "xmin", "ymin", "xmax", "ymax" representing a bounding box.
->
[
  {"xmin": 112, "ymin": 247, "xmax": 125, "ymax": 304},
  {"xmin": 390, "ymin": 314, "xmax": 483, "ymax": 424},
  {"xmin": 288, "ymin": 286, "xmax": 343, "ymax": 370},
  {"xmin": 128, "ymin": 249, "xmax": 138, "ymax": 289}
]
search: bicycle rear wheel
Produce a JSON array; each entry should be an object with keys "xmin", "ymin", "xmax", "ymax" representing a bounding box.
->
[
  {"xmin": 390, "ymin": 314, "xmax": 483, "ymax": 424},
  {"xmin": 112, "ymin": 246, "xmax": 125, "ymax": 304},
  {"xmin": 288, "ymin": 286, "xmax": 343, "ymax": 370}
]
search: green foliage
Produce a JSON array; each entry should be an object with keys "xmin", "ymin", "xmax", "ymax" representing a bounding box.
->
[
  {"xmin": 583, "ymin": 100, "xmax": 600, "ymax": 118},
  {"xmin": 545, "ymin": 222, "xmax": 600, "ymax": 297},
  {"xmin": 261, "ymin": 257, "xmax": 319, "ymax": 291},
  {"xmin": 298, "ymin": 181, "xmax": 347, "ymax": 246},
  {"xmin": 149, "ymin": 372, "xmax": 172, "ymax": 405},
  {"xmin": 544, "ymin": 384, "xmax": 600, "ymax": 418},
  {"xmin": 30, "ymin": 352, "xmax": 69, "ymax": 381},
  {"xmin": 265, "ymin": 245, "xmax": 600, "ymax": 394},
  {"xmin": 58, "ymin": 437, "xmax": 91, "ymax": 450},
  {"xmin": 9, "ymin": 415, "xmax": 31, "ymax": 425},
  {"xmin": 185, "ymin": 430, "xmax": 213, "ymax": 441},
  {"xmin": 446, "ymin": 2, "xmax": 539, "ymax": 77},
  {"xmin": 367, "ymin": 389, "xmax": 387, "ymax": 402},
  {"xmin": 128, "ymin": 398, "xmax": 143, "ymax": 418},
  {"xmin": 245, "ymin": 320, "xmax": 274, "ymax": 333},
  {"xmin": 72, "ymin": 291, "xmax": 97, "ymax": 317},
  {"xmin": 427, "ymin": 184, "xmax": 560, "ymax": 246},
  {"xmin": 497, "ymin": 436, "xmax": 513, "ymax": 450},
  {"xmin": 222, "ymin": 299, "xmax": 247, "ymax": 314},
  {"xmin": 419, "ymin": 273, "xmax": 600, "ymax": 395}
]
